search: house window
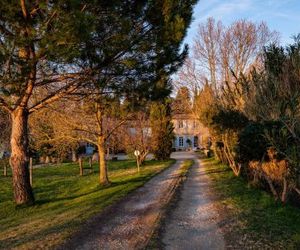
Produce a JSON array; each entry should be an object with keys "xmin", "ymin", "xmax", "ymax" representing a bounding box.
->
[
  {"xmin": 179, "ymin": 137, "xmax": 184, "ymax": 147},
  {"xmin": 178, "ymin": 120, "xmax": 184, "ymax": 128}
]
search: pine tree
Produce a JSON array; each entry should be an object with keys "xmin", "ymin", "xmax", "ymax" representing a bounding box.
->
[{"xmin": 0, "ymin": 0, "xmax": 198, "ymax": 205}]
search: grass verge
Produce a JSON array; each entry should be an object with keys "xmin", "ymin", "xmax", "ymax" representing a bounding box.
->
[
  {"xmin": 177, "ymin": 159, "xmax": 194, "ymax": 178},
  {"xmin": 0, "ymin": 159, "xmax": 174, "ymax": 249},
  {"xmin": 202, "ymin": 157, "xmax": 300, "ymax": 249},
  {"xmin": 147, "ymin": 159, "xmax": 194, "ymax": 249}
]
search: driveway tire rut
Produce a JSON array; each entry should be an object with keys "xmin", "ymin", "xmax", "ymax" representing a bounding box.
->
[
  {"xmin": 160, "ymin": 158, "xmax": 226, "ymax": 250},
  {"xmin": 59, "ymin": 157, "xmax": 187, "ymax": 250}
]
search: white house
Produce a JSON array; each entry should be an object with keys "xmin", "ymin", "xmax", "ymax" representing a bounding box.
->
[{"xmin": 172, "ymin": 113, "xmax": 209, "ymax": 151}]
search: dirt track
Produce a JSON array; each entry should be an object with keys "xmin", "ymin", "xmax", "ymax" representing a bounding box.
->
[
  {"xmin": 59, "ymin": 153, "xmax": 193, "ymax": 250},
  {"xmin": 160, "ymin": 158, "xmax": 225, "ymax": 250},
  {"xmin": 60, "ymin": 152, "xmax": 226, "ymax": 250}
]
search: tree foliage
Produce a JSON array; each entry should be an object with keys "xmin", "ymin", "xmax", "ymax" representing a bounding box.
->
[
  {"xmin": 194, "ymin": 32, "xmax": 300, "ymax": 203},
  {"xmin": 172, "ymin": 86, "xmax": 191, "ymax": 114},
  {"xmin": 0, "ymin": 110, "xmax": 10, "ymax": 152},
  {"xmin": 150, "ymin": 101, "xmax": 174, "ymax": 160},
  {"xmin": 0, "ymin": 0, "xmax": 198, "ymax": 205}
]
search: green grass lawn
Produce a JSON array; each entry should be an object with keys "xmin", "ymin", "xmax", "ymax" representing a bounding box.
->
[
  {"xmin": 202, "ymin": 158, "xmax": 300, "ymax": 249},
  {"xmin": 0, "ymin": 159, "xmax": 174, "ymax": 249}
]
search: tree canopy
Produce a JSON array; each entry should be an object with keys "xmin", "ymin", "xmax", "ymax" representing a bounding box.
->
[{"xmin": 0, "ymin": 0, "xmax": 198, "ymax": 205}]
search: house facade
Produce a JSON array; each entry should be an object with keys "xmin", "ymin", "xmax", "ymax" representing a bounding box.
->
[
  {"xmin": 172, "ymin": 114, "xmax": 209, "ymax": 151},
  {"xmin": 80, "ymin": 113, "xmax": 209, "ymax": 153}
]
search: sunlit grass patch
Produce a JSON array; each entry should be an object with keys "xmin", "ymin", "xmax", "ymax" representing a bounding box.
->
[
  {"xmin": 202, "ymin": 158, "xmax": 300, "ymax": 249},
  {"xmin": 0, "ymin": 159, "xmax": 174, "ymax": 249}
]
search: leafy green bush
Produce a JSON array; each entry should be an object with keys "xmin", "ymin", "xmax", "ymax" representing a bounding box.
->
[
  {"xmin": 211, "ymin": 109, "xmax": 249, "ymax": 132},
  {"xmin": 236, "ymin": 122, "xmax": 268, "ymax": 164}
]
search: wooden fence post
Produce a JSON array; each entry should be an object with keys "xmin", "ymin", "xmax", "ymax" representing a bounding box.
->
[
  {"xmin": 3, "ymin": 164, "xmax": 7, "ymax": 176},
  {"xmin": 29, "ymin": 157, "xmax": 33, "ymax": 186},
  {"xmin": 137, "ymin": 156, "xmax": 140, "ymax": 173},
  {"xmin": 79, "ymin": 157, "xmax": 83, "ymax": 176},
  {"xmin": 89, "ymin": 157, "xmax": 93, "ymax": 173}
]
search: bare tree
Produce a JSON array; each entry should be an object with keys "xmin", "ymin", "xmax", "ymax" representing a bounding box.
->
[
  {"xmin": 29, "ymin": 108, "xmax": 79, "ymax": 163},
  {"xmin": 175, "ymin": 57, "xmax": 205, "ymax": 96},
  {"xmin": 180, "ymin": 19, "xmax": 278, "ymax": 178},
  {"xmin": 123, "ymin": 112, "xmax": 152, "ymax": 166},
  {"xmin": 46, "ymin": 96, "xmax": 131, "ymax": 185},
  {"xmin": 177, "ymin": 18, "xmax": 278, "ymax": 93},
  {"xmin": 193, "ymin": 18, "xmax": 223, "ymax": 90}
]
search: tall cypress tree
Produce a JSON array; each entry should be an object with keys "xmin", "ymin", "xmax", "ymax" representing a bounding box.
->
[{"xmin": 150, "ymin": 100, "xmax": 174, "ymax": 160}]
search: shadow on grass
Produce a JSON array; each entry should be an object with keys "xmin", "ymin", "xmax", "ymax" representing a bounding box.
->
[
  {"xmin": 0, "ymin": 159, "xmax": 174, "ymax": 249},
  {"xmin": 34, "ymin": 176, "xmax": 148, "ymax": 206},
  {"xmin": 1, "ymin": 220, "xmax": 78, "ymax": 249},
  {"xmin": 205, "ymin": 158, "xmax": 300, "ymax": 248},
  {"xmin": 34, "ymin": 188, "xmax": 101, "ymax": 205},
  {"xmin": 201, "ymin": 168, "xmax": 231, "ymax": 175}
]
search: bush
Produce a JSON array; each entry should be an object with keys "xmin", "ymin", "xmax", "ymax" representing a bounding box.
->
[
  {"xmin": 211, "ymin": 109, "xmax": 249, "ymax": 132},
  {"xmin": 236, "ymin": 122, "xmax": 268, "ymax": 164}
]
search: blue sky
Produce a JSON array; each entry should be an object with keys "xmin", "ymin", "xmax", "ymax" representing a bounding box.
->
[{"xmin": 184, "ymin": 0, "xmax": 300, "ymax": 47}]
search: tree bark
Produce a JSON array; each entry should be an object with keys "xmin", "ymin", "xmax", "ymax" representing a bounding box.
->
[
  {"xmin": 223, "ymin": 134, "xmax": 241, "ymax": 176},
  {"xmin": 139, "ymin": 150, "xmax": 148, "ymax": 166},
  {"xmin": 45, "ymin": 156, "xmax": 50, "ymax": 164},
  {"xmin": 98, "ymin": 136, "xmax": 109, "ymax": 185},
  {"xmin": 294, "ymin": 187, "xmax": 300, "ymax": 196},
  {"xmin": 264, "ymin": 174, "xmax": 278, "ymax": 200},
  {"xmin": 281, "ymin": 177, "xmax": 288, "ymax": 203},
  {"xmin": 29, "ymin": 157, "xmax": 33, "ymax": 187},
  {"xmin": 10, "ymin": 108, "xmax": 34, "ymax": 205}
]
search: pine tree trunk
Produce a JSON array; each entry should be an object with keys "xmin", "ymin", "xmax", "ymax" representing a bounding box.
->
[
  {"xmin": 10, "ymin": 108, "xmax": 34, "ymax": 205},
  {"xmin": 98, "ymin": 136, "xmax": 109, "ymax": 185}
]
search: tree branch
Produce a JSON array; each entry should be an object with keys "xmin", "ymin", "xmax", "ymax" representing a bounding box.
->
[
  {"xmin": 105, "ymin": 116, "xmax": 131, "ymax": 140},
  {"xmin": 0, "ymin": 97, "xmax": 12, "ymax": 113},
  {"xmin": 29, "ymin": 79, "xmax": 82, "ymax": 113}
]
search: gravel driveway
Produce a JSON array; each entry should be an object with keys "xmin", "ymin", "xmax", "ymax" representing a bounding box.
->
[
  {"xmin": 60, "ymin": 152, "xmax": 225, "ymax": 250},
  {"xmin": 160, "ymin": 158, "xmax": 225, "ymax": 250},
  {"xmin": 60, "ymin": 154, "xmax": 189, "ymax": 250}
]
